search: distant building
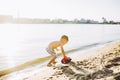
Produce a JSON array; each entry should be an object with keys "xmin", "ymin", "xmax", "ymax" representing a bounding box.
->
[
  {"xmin": 0, "ymin": 15, "xmax": 13, "ymax": 23},
  {"xmin": 73, "ymin": 19, "xmax": 80, "ymax": 23},
  {"xmin": 90, "ymin": 20, "xmax": 99, "ymax": 24},
  {"xmin": 79, "ymin": 18, "xmax": 87, "ymax": 23}
]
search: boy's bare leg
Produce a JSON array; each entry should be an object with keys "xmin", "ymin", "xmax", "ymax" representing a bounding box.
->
[
  {"xmin": 47, "ymin": 57, "xmax": 56, "ymax": 67},
  {"xmin": 52, "ymin": 60, "xmax": 57, "ymax": 64}
]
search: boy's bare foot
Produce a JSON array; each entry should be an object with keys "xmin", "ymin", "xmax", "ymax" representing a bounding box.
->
[
  {"xmin": 53, "ymin": 61, "xmax": 57, "ymax": 64},
  {"xmin": 52, "ymin": 61, "xmax": 57, "ymax": 67},
  {"xmin": 47, "ymin": 63, "xmax": 52, "ymax": 67}
]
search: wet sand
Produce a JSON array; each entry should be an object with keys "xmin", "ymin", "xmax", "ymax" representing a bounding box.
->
[
  {"xmin": 0, "ymin": 41, "xmax": 120, "ymax": 80},
  {"xmin": 0, "ymin": 48, "xmax": 76, "ymax": 76}
]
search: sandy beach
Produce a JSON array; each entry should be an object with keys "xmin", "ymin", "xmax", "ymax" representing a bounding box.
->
[{"xmin": 0, "ymin": 41, "xmax": 120, "ymax": 80}]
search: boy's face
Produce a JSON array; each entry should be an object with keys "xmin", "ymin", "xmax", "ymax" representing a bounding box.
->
[{"xmin": 61, "ymin": 38, "xmax": 68, "ymax": 45}]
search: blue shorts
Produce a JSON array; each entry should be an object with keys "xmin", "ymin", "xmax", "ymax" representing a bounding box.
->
[{"xmin": 46, "ymin": 47, "xmax": 57, "ymax": 58}]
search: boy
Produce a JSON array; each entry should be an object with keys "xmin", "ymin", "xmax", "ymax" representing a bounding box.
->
[{"xmin": 46, "ymin": 35, "xmax": 69, "ymax": 67}]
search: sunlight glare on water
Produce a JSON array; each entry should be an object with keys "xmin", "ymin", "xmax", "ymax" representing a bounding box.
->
[{"xmin": 0, "ymin": 24, "xmax": 120, "ymax": 70}]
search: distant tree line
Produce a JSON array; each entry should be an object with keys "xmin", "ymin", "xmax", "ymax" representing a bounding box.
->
[{"xmin": 0, "ymin": 15, "xmax": 120, "ymax": 24}]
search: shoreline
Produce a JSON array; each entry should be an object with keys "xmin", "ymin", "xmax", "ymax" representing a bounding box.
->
[
  {"xmin": 0, "ymin": 40, "xmax": 115, "ymax": 76},
  {"xmin": 0, "ymin": 40, "xmax": 120, "ymax": 80}
]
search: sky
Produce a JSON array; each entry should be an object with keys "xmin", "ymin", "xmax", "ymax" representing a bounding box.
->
[{"xmin": 0, "ymin": 0, "xmax": 120, "ymax": 21}]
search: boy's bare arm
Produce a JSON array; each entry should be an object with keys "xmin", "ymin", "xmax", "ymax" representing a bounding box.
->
[
  {"xmin": 61, "ymin": 46, "xmax": 66, "ymax": 57},
  {"xmin": 55, "ymin": 48, "xmax": 59, "ymax": 51}
]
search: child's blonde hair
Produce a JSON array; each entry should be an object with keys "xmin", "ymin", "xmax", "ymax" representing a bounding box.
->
[{"xmin": 61, "ymin": 35, "xmax": 69, "ymax": 41}]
